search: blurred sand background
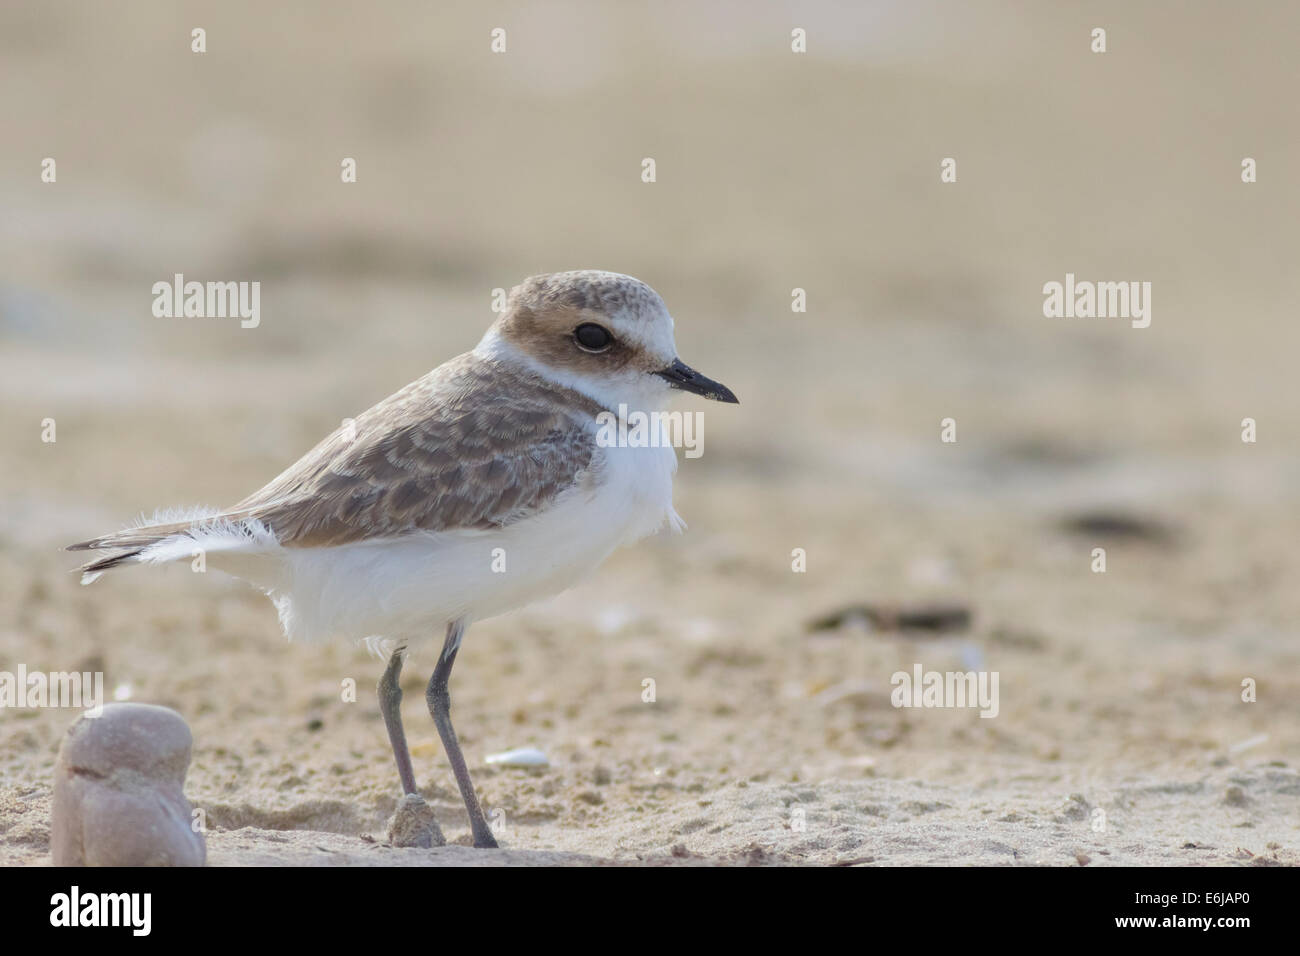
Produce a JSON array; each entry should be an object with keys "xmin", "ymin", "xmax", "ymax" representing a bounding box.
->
[{"xmin": 2, "ymin": 1, "xmax": 1298, "ymax": 865}]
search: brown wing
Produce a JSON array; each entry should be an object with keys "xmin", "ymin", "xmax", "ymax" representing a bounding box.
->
[
  {"xmin": 68, "ymin": 353, "xmax": 606, "ymax": 560},
  {"xmin": 231, "ymin": 353, "xmax": 605, "ymax": 547}
]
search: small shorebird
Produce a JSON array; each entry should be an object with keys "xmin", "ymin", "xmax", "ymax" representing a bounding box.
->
[{"xmin": 69, "ymin": 270, "xmax": 737, "ymax": 848}]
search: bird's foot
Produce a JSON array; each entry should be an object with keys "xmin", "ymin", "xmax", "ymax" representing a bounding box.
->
[{"xmin": 385, "ymin": 793, "xmax": 445, "ymax": 848}]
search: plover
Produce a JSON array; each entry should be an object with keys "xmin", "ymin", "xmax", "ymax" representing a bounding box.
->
[{"xmin": 69, "ymin": 270, "xmax": 738, "ymax": 848}]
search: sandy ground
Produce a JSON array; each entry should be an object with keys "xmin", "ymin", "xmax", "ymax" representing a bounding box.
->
[{"xmin": 2, "ymin": 2, "xmax": 1299, "ymax": 866}]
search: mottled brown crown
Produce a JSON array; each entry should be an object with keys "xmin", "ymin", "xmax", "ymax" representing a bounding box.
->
[{"xmin": 508, "ymin": 271, "xmax": 667, "ymax": 323}]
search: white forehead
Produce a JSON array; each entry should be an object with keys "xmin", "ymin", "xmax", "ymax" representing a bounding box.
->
[{"xmin": 604, "ymin": 292, "xmax": 676, "ymax": 363}]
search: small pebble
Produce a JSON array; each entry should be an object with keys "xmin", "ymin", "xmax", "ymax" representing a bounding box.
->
[
  {"xmin": 485, "ymin": 747, "xmax": 550, "ymax": 768},
  {"xmin": 385, "ymin": 793, "xmax": 444, "ymax": 848}
]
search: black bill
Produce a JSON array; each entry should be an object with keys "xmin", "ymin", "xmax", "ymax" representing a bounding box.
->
[{"xmin": 655, "ymin": 358, "xmax": 739, "ymax": 404}]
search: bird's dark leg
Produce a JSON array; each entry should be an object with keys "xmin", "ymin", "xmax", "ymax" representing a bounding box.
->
[
  {"xmin": 427, "ymin": 619, "xmax": 498, "ymax": 848},
  {"xmin": 378, "ymin": 649, "xmax": 419, "ymax": 796}
]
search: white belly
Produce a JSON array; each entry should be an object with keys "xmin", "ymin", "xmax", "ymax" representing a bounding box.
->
[{"xmin": 244, "ymin": 442, "xmax": 679, "ymax": 647}]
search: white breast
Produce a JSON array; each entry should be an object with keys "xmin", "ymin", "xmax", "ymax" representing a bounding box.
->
[{"xmin": 257, "ymin": 441, "xmax": 680, "ymax": 648}]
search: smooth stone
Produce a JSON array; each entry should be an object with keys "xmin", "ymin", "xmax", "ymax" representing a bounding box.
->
[{"xmin": 52, "ymin": 703, "xmax": 206, "ymax": 866}]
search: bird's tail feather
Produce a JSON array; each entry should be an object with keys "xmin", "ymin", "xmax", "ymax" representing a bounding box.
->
[
  {"xmin": 69, "ymin": 508, "xmax": 280, "ymax": 586},
  {"xmin": 66, "ymin": 518, "xmax": 203, "ymax": 553},
  {"xmin": 76, "ymin": 547, "xmax": 149, "ymax": 585},
  {"xmin": 67, "ymin": 510, "xmax": 222, "ymax": 585}
]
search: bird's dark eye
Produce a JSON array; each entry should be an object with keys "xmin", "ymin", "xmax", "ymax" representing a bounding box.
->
[{"xmin": 574, "ymin": 323, "xmax": 612, "ymax": 353}]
